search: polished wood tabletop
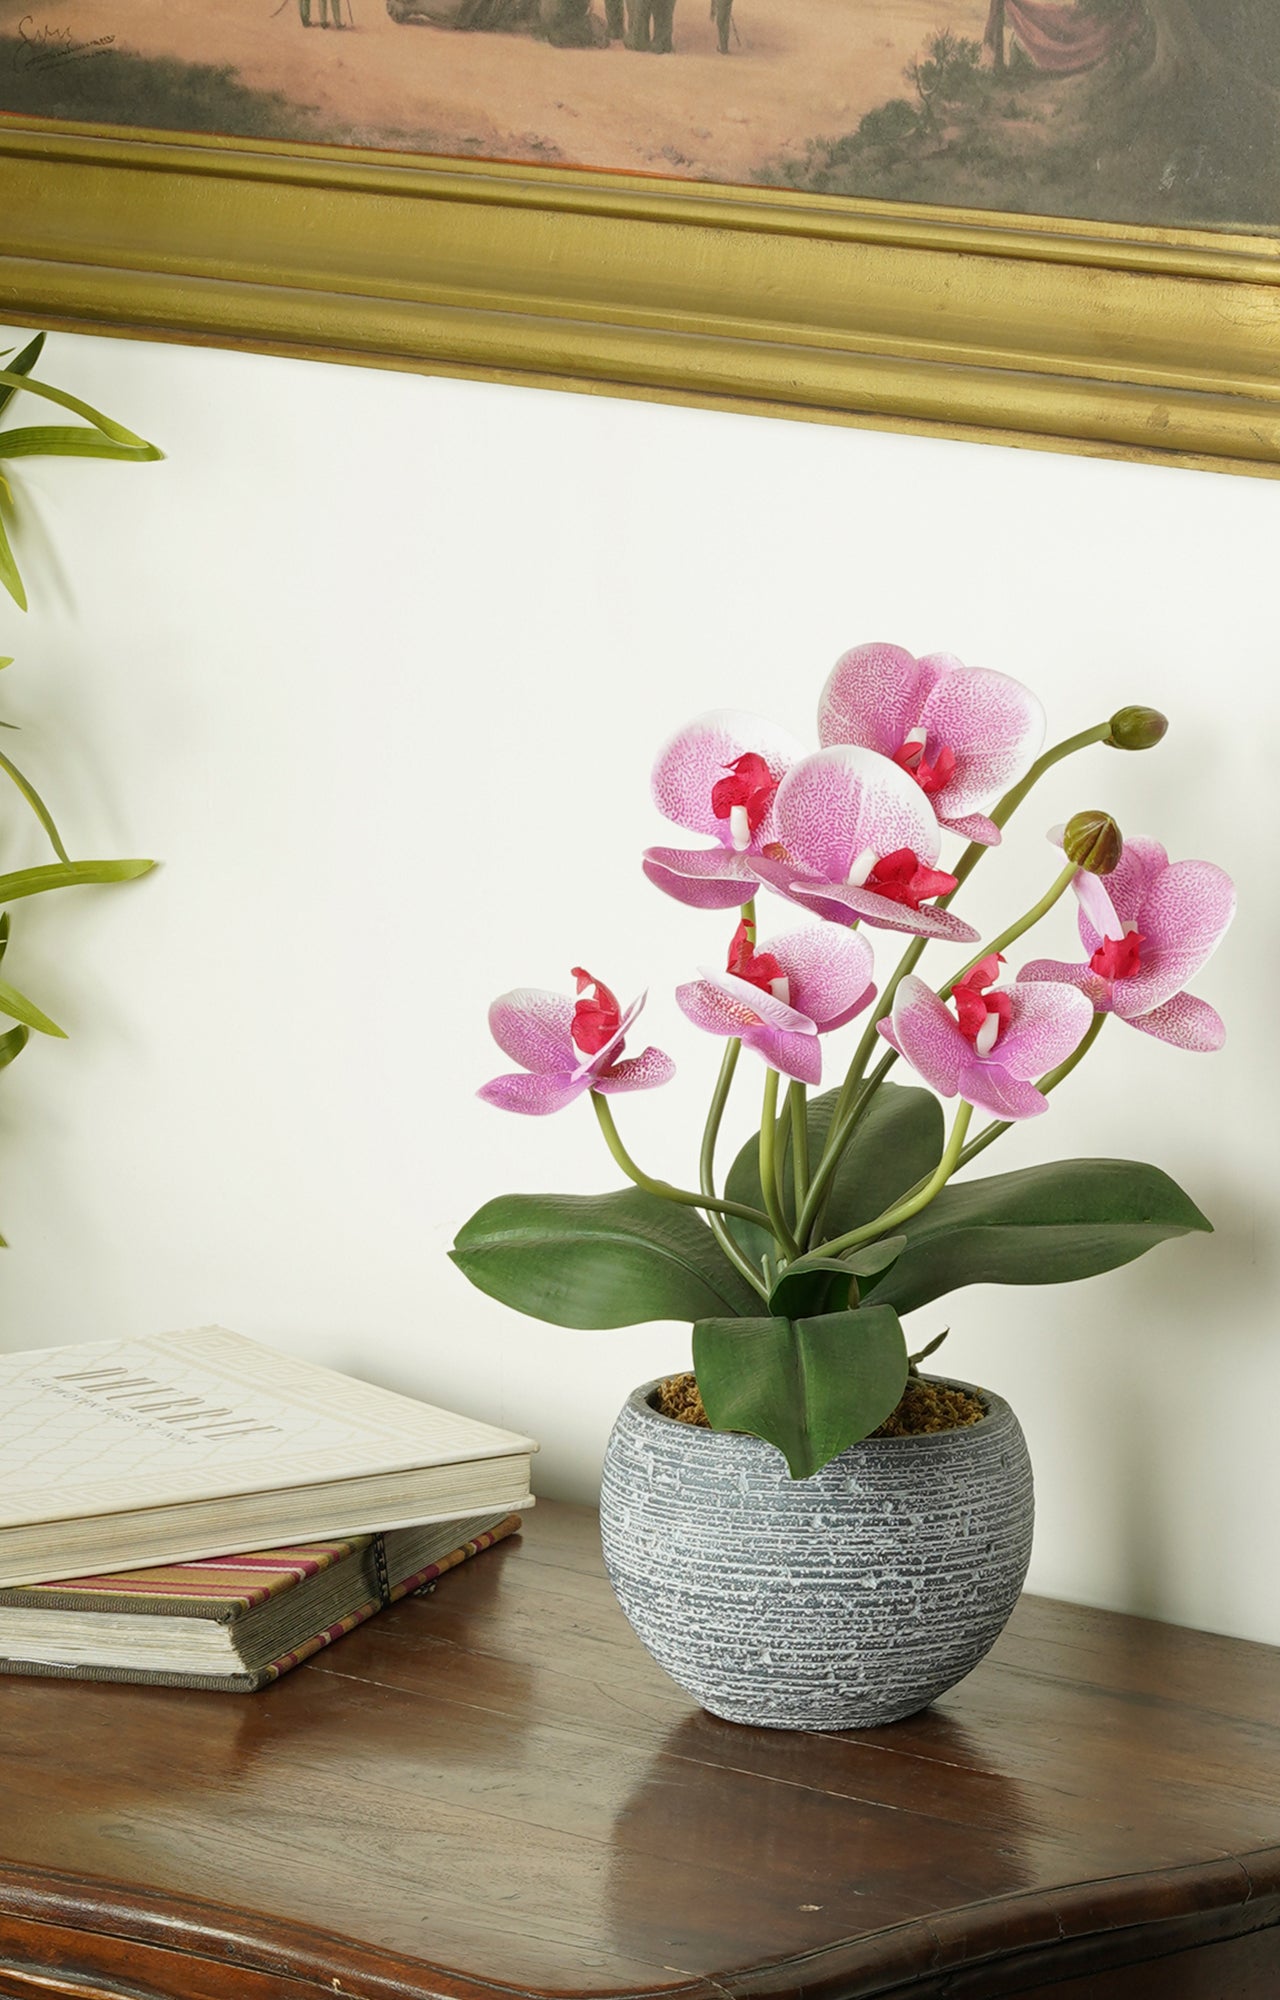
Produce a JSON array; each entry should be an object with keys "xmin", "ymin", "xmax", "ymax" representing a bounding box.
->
[{"xmin": 1, "ymin": 1500, "xmax": 1277, "ymax": 2000}]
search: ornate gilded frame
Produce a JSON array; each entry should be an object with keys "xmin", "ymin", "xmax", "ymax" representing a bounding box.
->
[{"xmin": 3, "ymin": 113, "xmax": 1279, "ymax": 474}]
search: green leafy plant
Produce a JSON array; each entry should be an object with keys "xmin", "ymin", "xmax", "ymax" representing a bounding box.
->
[
  {"xmin": 452, "ymin": 645, "xmax": 1231, "ymax": 1478},
  {"xmin": 0, "ymin": 333, "xmax": 159, "ymax": 1236}
]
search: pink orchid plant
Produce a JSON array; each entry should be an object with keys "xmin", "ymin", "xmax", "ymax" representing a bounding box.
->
[{"xmin": 454, "ymin": 649, "xmax": 1232, "ymax": 1479}]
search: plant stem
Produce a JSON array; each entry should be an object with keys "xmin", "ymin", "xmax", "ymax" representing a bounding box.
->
[
  {"xmin": 590, "ymin": 1092, "xmax": 773, "ymax": 1236},
  {"xmin": 951, "ymin": 721, "xmax": 1113, "ymax": 889},
  {"xmin": 798, "ymin": 719, "xmax": 1112, "ymax": 1250},
  {"xmin": 788, "ymin": 1080, "xmax": 809, "ymax": 1216},
  {"xmin": 955, "ymin": 1010, "xmax": 1107, "ymax": 1170},
  {"xmin": 757, "ymin": 1068, "xmax": 799, "ymax": 1259},
  {"xmin": 698, "ymin": 1038, "xmax": 771, "ymax": 1298},
  {"xmin": 811, "ymin": 1100, "xmax": 972, "ymax": 1261},
  {"xmin": 942, "ymin": 859, "xmax": 1078, "ymax": 998}
]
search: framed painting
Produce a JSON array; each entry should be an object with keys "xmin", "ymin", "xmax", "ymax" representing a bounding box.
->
[{"xmin": 1, "ymin": 0, "xmax": 1277, "ymax": 474}]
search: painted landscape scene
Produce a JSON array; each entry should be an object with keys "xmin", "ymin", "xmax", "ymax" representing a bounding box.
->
[{"xmin": 2, "ymin": 0, "xmax": 1277, "ymax": 233}]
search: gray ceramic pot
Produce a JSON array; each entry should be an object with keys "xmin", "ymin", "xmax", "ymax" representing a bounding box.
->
[{"xmin": 599, "ymin": 1376, "xmax": 1034, "ymax": 1730}]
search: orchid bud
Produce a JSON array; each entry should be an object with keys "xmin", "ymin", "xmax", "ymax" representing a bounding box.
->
[
  {"xmin": 1063, "ymin": 810, "xmax": 1123, "ymax": 876},
  {"xmin": 1107, "ymin": 705, "xmax": 1168, "ymax": 751}
]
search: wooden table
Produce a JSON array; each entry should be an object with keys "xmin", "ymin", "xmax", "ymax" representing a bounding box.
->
[{"xmin": 1, "ymin": 1500, "xmax": 1277, "ymax": 2000}]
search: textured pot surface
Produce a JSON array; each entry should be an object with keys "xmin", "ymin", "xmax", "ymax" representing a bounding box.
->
[{"xmin": 600, "ymin": 1377, "xmax": 1034, "ymax": 1730}]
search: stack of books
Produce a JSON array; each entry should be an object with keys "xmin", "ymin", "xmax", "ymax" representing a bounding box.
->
[{"xmin": 0, "ymin": 1325, "xmax": 536, "ymax": 1691}]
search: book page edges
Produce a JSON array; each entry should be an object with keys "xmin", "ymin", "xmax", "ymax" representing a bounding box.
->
[{"xmin": 0, "ymin": 1459, "xmax": 535, "ymax": 1586}]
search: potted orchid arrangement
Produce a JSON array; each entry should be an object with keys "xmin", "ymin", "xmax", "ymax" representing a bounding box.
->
[{"xmin": 452, "ymin": 642, "xmax": 1234, "ymax": 1730}]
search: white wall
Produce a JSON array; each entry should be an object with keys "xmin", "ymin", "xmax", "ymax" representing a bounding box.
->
[{"xmin": 2, "ymin": 330, "xmax": 1276, "ymax": 1645}]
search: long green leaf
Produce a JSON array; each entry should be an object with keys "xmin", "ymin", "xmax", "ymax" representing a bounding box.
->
[
  {"xmin": 451, "ymin": 1187, "xmax": 760, "ymax": 1329},
  {"xmin": 0, "ymin": 334, "xmax": 45, "ymax": 422},
  {"xmin": 0, "ymin": 1022, "xmax": 30, "ymax": 1071},
  {"xmin": 861, "ymin": 1159, "xmax": 1212, "ymax": 1317},
  {"xmin": 726, "ymin": 1080, "xmax": 944, "ymax": 1261},
  {"xmin": 0, "ymin": 977, "xmax": 64, "ymax": 1037},
  {"xmin": 693, "ymin": 1304, "xmax": 909, "ymax": 1479},
  {"xmin": 0, "ymin": 426, "xmax": 163, "ymax": 464},
  {"xmin": 0, "ymin": 371, "xmax": 162, "ymax": 460},
  {"xmin": 0, "ymin": 509, "xmax": 26, "ymax": 612},
  {"xmin": 0, "ymin": 746, "xmax": 69, "ymax": 860},
  {"xmin": 0, "ymin": 858, "xmax": 155, "ymax": 903}
]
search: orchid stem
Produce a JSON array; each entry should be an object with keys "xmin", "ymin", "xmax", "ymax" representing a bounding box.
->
[
  {"xmin": 799, "ymin": 717, "xmax": 1114, "ymax": 1245},
  {"xmin": 758, "ymin": 1068, "xmax": 799, "ymax": 1260},
  {"xmin": 590, "ymin": 1092, "xmax": 774, "ymax": 1240},
  {"xmin": 699, "ymin": 1039, "xmax": 771, "ymax": 1298},
  {"xmin": 956, "ymin": 1011, "xmax": 1107, "ymax": 1170},
  {"xmin": 941, "ymin": 858, "xmax": 1078, "ymax": 998},
  {"xmin": 812, "ymin": 1100, "xmax": 973, "ymax": 1262},
  {"xmin": 788, "ymin": 1081, "xmax": 809, "ymax": 1217}
]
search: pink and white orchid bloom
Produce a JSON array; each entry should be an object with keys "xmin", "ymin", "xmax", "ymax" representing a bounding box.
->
[
  {"xmin": 676, "ymin": 922, "xmax": 876, "ymax": 1086},
  {"xmin": 643, "ymin": 709, "xmax": 807, "ymax": 910},
  {"xmin": 479, "ymin": 969, "xmax": 675, "ymax": 1116},
  {"xmin": 817, "ymin": 643, "xmax": 1045, "ymax": 846},
  {"xmin": 878, "ymin": 959, "xmax": 1094, "ymax": 1119},
  {"xmin": 1021, "ymin": 837, "xmax": 1235, "ymax": 1051},
  {"xmin": 753, "ymin": 745, "xmax": 981, "ymax": 943}
]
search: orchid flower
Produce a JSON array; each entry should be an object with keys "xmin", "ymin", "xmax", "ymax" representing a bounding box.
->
[
  {"xmin": 817, "ymin": 642, "xmax": 1045, "ymax": 845},
  {"xmin": 479, "ymin": 970, "xmax": 674, "ymax": 1115},
  {"xmin": 753, "ymin": 746, "xmax": 981, "ymax": 943},
  {"xmin": 1021, "ymin": 837, "xmax": 1235, "ymax": 1050},
  {"xmin": 643, "ymin": 709, "xmax": 807, "ymax": 910},
  {"xmin": 878, "ymin": 958, "xmax": 1094, "ymax": 1119},
  {"xmin": 676, "ymin": 922, "xmax": 876, "ymax": 1086}
]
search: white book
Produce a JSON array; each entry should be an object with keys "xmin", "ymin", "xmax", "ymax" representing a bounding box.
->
[{"xmin": 0, "ymin": 1327, "xmax": 536, "ymax": 1587}]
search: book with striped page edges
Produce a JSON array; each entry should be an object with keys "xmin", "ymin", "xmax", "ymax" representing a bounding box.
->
[{"xmin": 0, "ymin": 1511, "xmax": 521, "ymax": 1691}]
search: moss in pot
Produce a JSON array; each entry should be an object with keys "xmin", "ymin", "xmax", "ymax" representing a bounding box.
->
[{"xmin": 452, "ymin": 645, "xmax": 1233, "ymax": 1728}]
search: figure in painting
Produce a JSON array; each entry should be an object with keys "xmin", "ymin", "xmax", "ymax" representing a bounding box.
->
[
  {"xmin": 712, "ymin": 0, "xmax": 734, "ymax": 53},
  {"xmin": 983, "ymin": 0, "xmax": 1142, "ymax": 73},
  {"xmin": 299, "ymin": 0, "xmax": 347, "ymax": 26},
  {"xmin": 624, "ymin": 0, "xmax": 677, "ymax": 52},
  {"xmin": 385, "ymin": 0, "xmax": 604, "ymax": 40}
]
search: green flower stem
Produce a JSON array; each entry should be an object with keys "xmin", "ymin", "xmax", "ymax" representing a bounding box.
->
[
  {"xmin": 955, "ymin": 1010, "xmax": 1107, "ymax": 1171},
  {"xmin": 941, "ymin": 859, "xmax": 1078, "ymax": 998},
  {"xmin": 590, "ymin": 1091, "xmax": 775, "ymax": 1239},
  {"xmin": 788, "ymin": 1080, "xmax": 809, "ymax": 1216},
  {"xmin": 799, "ymin": 720, "xmax": 1113, "ymax": 1247},
  {"xmin": 699, "ymin": 1038, "xmax": 770, "ymax": 1299},
  {"xmin": 949, "ymin": 721, "xmax": 1112, "ymax": 896},
  {"xmin": 758, "ymin": 1067, "xmax": 799, "ymax": 1260},
  {"xmin": 812, "ymin": 1100, "xmax": 973, "ymax": 1262}
]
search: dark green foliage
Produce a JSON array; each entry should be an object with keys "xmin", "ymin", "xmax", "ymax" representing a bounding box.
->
[
  {"xmin": 0, "ymin": 41, "xmax": 320, "ymax": 140},
  {"xmin": 451, "ymin": 1187, "xmax": 760, "ymax": 1329},
  {"xmin": 726, "ymin": 1081, "xmax": 944, "ymax": 1267},
  {"xmin": 862, "ymin": 1158, "xmax": 1212, "ymax": 1317},
  {"xmin": 693, "ymin": 1305, "xmax": 909, "ymax": 1479},
  {"xmin": 758, "ymin": 6, "xmax": 1280, "ymax": 235}
]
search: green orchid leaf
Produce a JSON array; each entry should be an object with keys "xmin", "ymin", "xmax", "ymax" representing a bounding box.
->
[
  {"xmin": 693, "ymin": 1304, "xmax": 909, "ymax": 1479},
  {"xmin": 0, "ymin": 913, "xmax": 10, "ymax": 964},
  {"xmin": 0, "ymin": 747, "xmax": 70, "ymax": 861},
  {"xmin": 861, "ymin": 1159, "xmax": 1213, "ymax": 1317},
  {"xmin": 0, "ymin": 858, "xmax": 155, "ymax": 903},
  {"xmin": 767, "ymin": 1236, "xmax": 907, "ymax": 1320},
  {"xmin": 0, "ymin": 976, "xmax": 65, "ymax": 1037},
  {"xmin": 0, "ymin": 335, "xmax": 45, "ymax": 421},
  {"xmin": 0, "ymin": 509, "xmax": 27, "ymax": 612},
  {"xmin": 0, "ymin": 1022, "xmax": 30, "ymax": 1071},
  {"xmin": 451, "ymin": 1187, "xmax": 760, "ymax": 1329},
  {"xmin": 726, "ymin": 1080, "xmax": 944, "ymax": 1263}
]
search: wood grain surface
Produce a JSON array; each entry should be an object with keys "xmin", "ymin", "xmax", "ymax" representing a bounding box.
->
[{"xmin": 1, "ymin": 1499, "xmax": 1277, "ymax": 2000}]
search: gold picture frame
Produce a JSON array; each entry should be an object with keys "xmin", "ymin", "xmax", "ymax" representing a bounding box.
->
[{"xmin": 3, "ymin": 111, "xmax": 1279, "ymax": 476}]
